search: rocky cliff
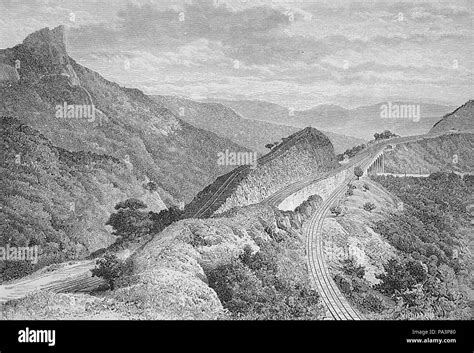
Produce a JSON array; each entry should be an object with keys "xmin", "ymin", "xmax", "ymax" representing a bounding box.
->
[{"xmin": 184, "ymin": 127, "xmax": 339, "ymax": 217}]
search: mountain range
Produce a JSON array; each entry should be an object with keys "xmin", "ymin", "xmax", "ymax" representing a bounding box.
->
[
  {"xmin": 153, "ymin": 95, "xmax": 366, "ymax": 155},
  {"xmin": 0, "ymin": 26, "xmax": 247, "ymax": 206},
  {"xmin": 205, "ymin": 99, "xmax": 456, "ymax": 140}
]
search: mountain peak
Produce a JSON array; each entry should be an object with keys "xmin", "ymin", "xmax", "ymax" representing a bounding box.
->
[
  {"xmin": 23, "ymin": 25, "xmax": 67, "ymax": 50},
  {"xmin": 1, "ymin": 25, "xmax": 78, "ymax": 84}
]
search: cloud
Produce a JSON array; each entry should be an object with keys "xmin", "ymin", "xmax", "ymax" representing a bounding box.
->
[{"xmin": 0, "ymin": 0, "xmax": 472, "ymax": 108}]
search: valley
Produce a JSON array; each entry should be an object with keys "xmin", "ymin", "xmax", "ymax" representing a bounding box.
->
[{"xmin": 0, "ymin": 24, "xmax": 472, "ymax": 322}]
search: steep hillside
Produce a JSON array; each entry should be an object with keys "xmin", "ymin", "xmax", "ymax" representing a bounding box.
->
[
  {"xmin": 1, "ymin": 198, "xmax": 327, "ymax": 320},
  {"xmin": 208, "ymin": 99, "xmax": 454, "ymax": 140},
  {"xmin": 184, "ymin": 127, "xmax": 339, "ymax": 218},
  {"xmin": 322, "ymin": 175, "xmax": 471, "ymax": 320},
  {"xmin": 382, "ymin": 133, "xmax": 474, "ymax": 174},
  {"xmin": 0, "ymin": 26, "xmax": 246, "ymax": 205},
  {"xmin": 430, "ymin": 100, "xmax": 474, "ymax": 134},
  {"xmin": 155, "ymin": 95, "xmax": 364, "ymax": 154},
  {"xmin": 0, "ymin": 117, "xmax": 162, "ymax": 280}
]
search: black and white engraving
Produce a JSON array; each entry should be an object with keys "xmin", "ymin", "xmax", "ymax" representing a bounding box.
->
[{"xmin": 0, "ymin": 0, "xmax": 472, "ymax": 325}]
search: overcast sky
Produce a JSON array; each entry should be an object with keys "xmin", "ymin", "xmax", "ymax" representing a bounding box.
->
[{"xmin": 0, "ymin": 0, "xmax": 472, "ymax": 109}]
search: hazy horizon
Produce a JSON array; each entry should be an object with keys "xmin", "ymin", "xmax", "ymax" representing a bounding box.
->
[{"xmin": 1, "ymin": 0, "xmax": 472, "ymax": 109}]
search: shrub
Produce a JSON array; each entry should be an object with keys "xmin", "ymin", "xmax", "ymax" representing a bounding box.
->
[
  {"xmin": 330, "ymin": 205, "xmax": 342, "ymax": 216},
  {"xmin": 150, "ymin": 206, "xmax": 183, "ymax": 234},
  {"xmin": 91, "ymin": 254, "xmax": 131, "ymax": 290},
  {"xmin": 342, "ymin": 258, "xmax": 365, "ymax": 279},
  {"xmin": 207, "ymin": 243, "xmax": 321, "ymax": 319},
  {"xmin": 363, "ymin": 202, "xmax": 376, "ymax": 212},
  {"xmin": 361, "ymin": 293, "xmax": 385, "ymax": 313},
  {"xmin": 334, "ymin": 274, "xmax": 353, "ymax": 294},
  {"xmin": 375, "ymin": 258, "xmax": 426, "ymax": 296},
  {"xmin": 265, "ymin": 143, "xmax": 275, "ymax": 150},
  {"xmin": 0, "ymin": 261, "xmax": 35, "ymax": 282},
  {"xmin": 374, "ymin": 130, "xmax": 398, "ymax": 141}
]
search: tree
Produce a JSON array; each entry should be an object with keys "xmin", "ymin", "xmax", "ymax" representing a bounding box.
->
[
  {"xmin": 354, "ymin": 166, "xmax": 363, "ymax": 180},
  {"xmin": 91, "ymin": 254, "xmax": 127, "ymax": 290},
  {"xmin": 144, "ymin": 181, "xmax": 158, "ymax": 192},
  {"xmin": 149, "ymin": 206, "xmax": 183, "ymax": 233},
  {"xmin": 374, "ymin": 130, "xmax": 397, "ymax": 140},
  {"xmin": 106, "ymin": 199, "xmax": 153, "ymax": 241},
  {"xmin": 375, "ymin": 257, "xmax": 426, "ymax": 296},
  {"xmin": 363, "ymin": 202, "xmax": 376, "ymax": 212},
  {"xmin": 342, "ymin": 258, "xmax": 365, "ymax": 279},
  {"xmin": 330, "ymin": 205, "xmax": 342, "ymax": 216},
  {"xmin": 265, "ymin": 143, "xmax": 274, "ymax": 150}
]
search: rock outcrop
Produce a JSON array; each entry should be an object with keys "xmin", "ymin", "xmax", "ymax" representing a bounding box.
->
[{"xmin": 185, "ymin": 127, "xmax": 338, "ymax": 217}]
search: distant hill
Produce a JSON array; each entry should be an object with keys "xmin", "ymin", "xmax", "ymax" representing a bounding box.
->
[
  {"xmin": 153, "ymin": 95, "xmax": 365, "ymax": 154},
  {"xmin": 0, "ymin": 26, "xmax": 247, "ymax": 205},
  {"xmin": 206, "ymin": 99, "xmax": 455, "ymax": 140},
  {"xmin": 430, "ymin": 100, "xmax": 474, "ymax": 134}
]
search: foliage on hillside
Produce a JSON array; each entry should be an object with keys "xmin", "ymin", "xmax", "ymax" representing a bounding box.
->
[
  {"xmin": 370, "ymin": 173, "xmax": 472, "ymax": 319},
  {"xmin": 0, "ymin": 117, "xmax": 154, "ymax": 282},
  {"xmin": 383, "ymin": 133, "xmax": 474, "ymax": 174},
  {"xmin": 337, "ymin": 143, "xmax": 366, "ymax": 161},
  {"xmin": 99, "ymin": 196, "xmax": 325, "ymax": 320},
  {"xmin": 0, "ymin": 26, "xmax": 244, "ymax": 205},
  {"xmin": 207, "ymin": 242, "xmax": 321, "ymax": 320},
  {"xmin": 337, "ymin": 130, "xmax": 397, "ymax": 161}
]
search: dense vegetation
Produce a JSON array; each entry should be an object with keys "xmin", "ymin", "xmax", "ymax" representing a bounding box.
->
[
  {"xmin": 373, "ymin": 130, "xmax": 399, "ymax": 141},
  {"xmin": 337, "ymin": 130, "xmax": 397, "ymax": 161},
  {"xmin": 334, "ymin": 258, "xmax": 386, "ymax": 314},
  {"xmin": 207, "ymin": 242, "xmax": 321, "ymax": 320},
  {"xmin": 0, "ymin": 117, "xmax": 146, "ymax": 282},
  {"xmin": 91, "ymin": 253, "xmax": 133, "ymax": 290},
  {"xmin": 337, "ymin": 143, "xmax": 366, "ymax": 161},
  {"xmin": 105, "ymin": 199, "xmax": 183, "ymax": 246},
  {"xmin": 370, "ymin": 173, "xmax": 472, "ymax": 319}
]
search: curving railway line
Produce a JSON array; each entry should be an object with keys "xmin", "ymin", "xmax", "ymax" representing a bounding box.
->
[
  {"xmin": 300, "ymin": 131, "xmax": 469, "ymax": 320},
  {"xmin": 189, "ymin": 131, "xmax": 470, "ymax": 320},
  {"xmin": 0, "ymin": 130, "xmax": 470, "ymax": 310},
  {"xmin": 190, "ymin": 128, "xmax": 311, "ymax": 218}
]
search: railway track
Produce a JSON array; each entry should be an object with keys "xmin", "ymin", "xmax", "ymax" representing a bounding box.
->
[
  {"xmin": 189, "ymin": 128, "xmax": 310, "ymax": 218},
  {"xmin": 305, "ymin": 178, "xmax": 364, "ymax": 320},
  {"xmin": 304, "ymin": 151, "xmax": 381, "ymax": 320},
  {"xmin": 0, "ymin": 131, "xmax": 468, "ymax": 308}
]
